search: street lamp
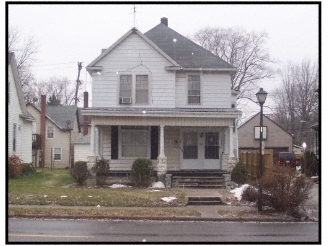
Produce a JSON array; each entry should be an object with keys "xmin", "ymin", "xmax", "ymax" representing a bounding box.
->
[
  {"xmin": 302, "ymin": 142, "xmax": 307, "ymax": 176},
  {"xmin": 256, "ymin": 88, "xmax": 268, "ymax": 212}
]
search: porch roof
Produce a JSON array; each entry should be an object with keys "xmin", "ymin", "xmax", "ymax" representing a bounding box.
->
[
  {"xmin": 81, "ymin": 107, "xmax": 241, "ymax": 127},
  {"xmin": 82, "ymin": 107, "xmax": 240, "ymax": 117}
]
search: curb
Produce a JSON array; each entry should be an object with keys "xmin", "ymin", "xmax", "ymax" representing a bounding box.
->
[{"xmin": 8, "ymin": 213, "xmax": 303, "ymax": 223}]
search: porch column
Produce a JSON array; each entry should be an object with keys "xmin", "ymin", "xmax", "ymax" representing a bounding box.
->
[
  {"xmin": 229, "ymin": 126, "xmax": 235, "ymax": 158},
  {"xmin": 157, "ymin": 124, "xmax": 167, "ymax": 182},
  {"xmin": 90, "ymin": 124, "xmax": 95, "ymax": 156}
]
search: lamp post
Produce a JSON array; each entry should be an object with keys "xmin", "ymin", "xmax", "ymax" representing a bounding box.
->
[{"xmin": 256, "ymin": 88, "xmax": 268, "ymax": 212}]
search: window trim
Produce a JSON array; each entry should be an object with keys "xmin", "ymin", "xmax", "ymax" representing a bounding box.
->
[
  {"xmin": 53, "ymin": 147, "xmax": 62, "ymax": 161},
  {"xmin": 46, "ymin": 125, "xmax": 55, "ymax": 139},
  {"xmin": 118, "ymin": 73, "xmax": 150, "ymax": 106},
  {"xmin": 119, "ymin": 126, "xmax": 150, "ymax": 159},
  {"xmin": 13, "ymin": 123, "xmax": 17, "ymax": 152},
  {"xmin": 187, "ymin": 73, "xmax": 202, "ymax": 105}
]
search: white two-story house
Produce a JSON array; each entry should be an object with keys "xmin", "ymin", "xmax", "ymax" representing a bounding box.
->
[{"xmin": 83, "ymin": 18, "xmax": 241, "ymax": 181}]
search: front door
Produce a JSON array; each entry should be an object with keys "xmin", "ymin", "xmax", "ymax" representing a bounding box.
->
[{"xmin": 181, "ymin": 130, "xmax": 221, "ymax": 170}]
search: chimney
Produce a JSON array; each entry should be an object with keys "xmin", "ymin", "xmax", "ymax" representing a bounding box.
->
[
  {"xmin": 161, "ymin": 17, "xmax": 168, "ymax": 26},
  {"xmin": 40, "ymin": 95, "xmax": 46, "ymax": 168},
  {"xmin": 83, "ymin": 91, "xmax": 89, "ymax": 136}
]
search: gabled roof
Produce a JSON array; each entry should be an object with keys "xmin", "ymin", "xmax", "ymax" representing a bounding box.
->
[
  {"xmin": 87, "ymin": 19, "xmax": 237, "ymax": 73},
  {"xmin": 8, "ymin": 52, "xmax": 33, "ymax": 121},
  {"xmin": 27, "ymin": 103, "xmax": 79, "ymax": 131},
  {"xmin": 144, "ymin": 23, "xmax": 237, "ymax": 71},
  {"xmin": 87, "ymin": 27, "xmax": 179, "ymax": 72},
  {"xmin": 238, "ymin": 112, "xmax": 292, "ymax": 136},
  {"xmin": 46, "ymin": 105, "xmax": 78, "ymax": 130}
]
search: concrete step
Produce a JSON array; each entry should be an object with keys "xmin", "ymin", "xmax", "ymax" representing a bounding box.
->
[{"xmin": 187, "ymin": 196, "xmax": 223, "ymax": 206}]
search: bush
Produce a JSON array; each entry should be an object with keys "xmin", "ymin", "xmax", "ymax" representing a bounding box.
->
[
  {"xmin": 231, "ymin": 162, "xmax": 248, "ymax": 186},
  {"xmin": 241, "ymin": 185, "xmax": 258, "ymax": 203},
  {"xmin": 21, "ymin": 164, "xmax": 36, "ymax": 177},
  {"xmin": 131, "ymin": 158, "xmax": 154, "ymax": 188},
  {"xmin": 258, "ymin": 166, "xmax": 313, "ymax": 216},
  {"xmin": 72, "ymin": 161, "xmax": 88, "ymax": 185},
  {"xmin": 8, "ymin": 155, "xmax": 24, "ymax": 179},
  {"xmin": 301, "ymin": 151, "xmax": 319, "ymax": 177},
  {"xmin": 92, "ymin": 158, "xmax": 110, "ymax": 186}
]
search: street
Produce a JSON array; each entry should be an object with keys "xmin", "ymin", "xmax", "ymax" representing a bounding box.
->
[{"xmin": 8, "ymin": 218, "xmax": 320, "ymax": 243}]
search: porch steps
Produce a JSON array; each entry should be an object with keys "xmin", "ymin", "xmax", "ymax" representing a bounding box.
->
[
  {"xmin": 171, "ymin": 176, "xmax": 226, "ymax": 189},
  {"xmin": 187, "ymin": 196, "xmax": 224, "ymax": 206}
]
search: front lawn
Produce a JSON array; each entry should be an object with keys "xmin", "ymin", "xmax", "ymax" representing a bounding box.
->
[{"xmin": 8, "ymin": 168, "xmax": 186, "ymax": 207}]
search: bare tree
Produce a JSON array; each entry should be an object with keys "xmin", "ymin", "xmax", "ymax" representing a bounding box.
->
[
  {"xmin": 8, "ymin": 26, "xmax": 39, "ymax": 92},
  {"xmin": 192, "ymin": 26, "xmax": 277, "ymax": 101},
  {"xmin": 26, "ymin": 77, "xmax": 77, "ymax": 106},
  {"xmin": 270, "ymin": 59, "xmax": 319, "ymax": 150}
]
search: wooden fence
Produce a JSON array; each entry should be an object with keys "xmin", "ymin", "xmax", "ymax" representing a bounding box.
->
[{"xmin": 239, "ymin": 149, "xmax": 274, "ymax": 179}]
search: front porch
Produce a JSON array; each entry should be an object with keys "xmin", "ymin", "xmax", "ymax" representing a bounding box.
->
[{"xmin": 82, "ymin": 107, "xmax": 240, "ymax": 187}]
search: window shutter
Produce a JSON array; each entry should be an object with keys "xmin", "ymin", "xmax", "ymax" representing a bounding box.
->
[
  {"xmin": 151, "ymin": 126, "xmax": 159, "ymax": 160},
  {"xmin": 111, "ymin": 126, "xmax": 118, "ymax": 159}
]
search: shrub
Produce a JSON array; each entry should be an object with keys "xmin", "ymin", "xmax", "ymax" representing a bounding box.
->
[
  {"xmin": 72, "ymin": 161, "xmax": 88, "ymax": 185},
  {"xmin": 241, "ymin": 185, "xmax": 258, "ymax": 203},
  {"xmin": 231, "ymin": 162, "xmax": 248, "ymax": 186},
  {"xmin": 258, "ymin": 166, "xmax": 313, "ymax": 216},
  {"xmin": 8, "ymin": 155, "xmax": 24, "ymax": 179},
  {"xmin": 21, "ymin": 163, "xmax": 36, "ymax": 176},
  {"xmin": 92, "ymin": 158, "xmax": 110, "ymax": 186},
  {"xmin": 301, "ymin": 151, "xmax": 319, "ymax": 177},
  {"xmin": 131, "ymin": 158, "xmax": 154, "ymax": 188}
]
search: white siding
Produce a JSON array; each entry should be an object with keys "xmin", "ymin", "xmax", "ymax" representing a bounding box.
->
[
  {"xmin": 8, "ymin": 62, "xmax": 33, "ymax": 163},
  {"xmin": 74, "ymin": 144, "xmax": 92, "ymax": 162},
  {"xmin": 175, "ymin": 71, "xmax": 231, "ymax": 108},
  {"xmin": 92, "ymin": 33, "xmax": 175, "ymax": 108}
]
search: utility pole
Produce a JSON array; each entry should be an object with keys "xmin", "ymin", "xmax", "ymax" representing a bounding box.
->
[{"xmin": 74, "ymin": 62, "xmax": 83, "ymax": 105}]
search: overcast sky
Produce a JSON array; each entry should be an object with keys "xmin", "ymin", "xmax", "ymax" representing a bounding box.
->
[{"xmin": 7, "ymin": 3, "xmax": 320, "ymax": 114}]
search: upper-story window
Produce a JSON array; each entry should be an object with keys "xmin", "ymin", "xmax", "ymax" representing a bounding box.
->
[
  {"xmin": 47, "ymin": 126, "xmax": 54, "ymax": 139},
  {"xmin": 119, "ymin": 74, "xmax": 149, "ymax": 105},
  {"xmin": 188, "ymin": 74, "xmax": 201, "ymax": 104}
]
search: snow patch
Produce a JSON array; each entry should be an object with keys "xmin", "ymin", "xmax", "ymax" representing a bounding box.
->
[
  {"xmin": 161, "ymin": 196, "xmax": 177, "ymax": 203},
  {"xmin": 109, "ymin": 184, "xmax": 130, "ymax": 189},
  {"xmin": 150, "ymin": 181, "xmax": 165, "ymax": 189},
  {"xmin": 230, "ymin": 184, "xmax": 250, "ymax": 201}
]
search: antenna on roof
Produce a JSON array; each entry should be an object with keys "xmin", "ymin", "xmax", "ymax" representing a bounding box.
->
[{"xmin": 131, "ymin": 4, "xmax": 138, "ymax": 28}]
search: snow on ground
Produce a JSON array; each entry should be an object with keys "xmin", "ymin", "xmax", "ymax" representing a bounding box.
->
[
  {"xmin": 109, "ymin": 184, "xmax": 130, "ymax": 188},
  {"xmin": 230, "ymin": 184, "xmax": 250, "ymax": 201},
  {"xmin": 150, "ymin": 181, "xmax": 165, "ymax": 189},
  {"xmin": 161, "ymin": 196, "xmax": 177, "ymax": 203}
]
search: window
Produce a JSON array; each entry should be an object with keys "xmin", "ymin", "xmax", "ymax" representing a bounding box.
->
[
  {"xmin": 188, "ymin": 74, "xmax": 201, "ymax": 104},
  {"xmin": 205, "ymin": 132, "xmax": 219, "ymax": 159},
  {"xmin": 183, "ymin": 132, "xmax": 198, "ymax": 159},
  {"xmin": 13, "ymin": 124, "xmax": 17, "ymax": 152},
  {"xmin": 136, "ymin": 75, "xmax": 148, "ymax": 104},
  {"xmin": 119, "ymin": 75, "xmax": 132, "ymax": 98},
  {"xmin": 121, "ymin": 127, "xmax": 149, "ymax": 158},
  {"xmin": 47, "ymin": 126, "xmax": 54, "ymax": 139},
  {"xmin": 53, "ymin": 148, "xmax": 62, "ymax": 161},
  {"xmin": 119, "ymin": 74, "xmax": 149, "ymax": 105},
  {"xmin": 254, "ymin": 126, "xmax": 267, "ymax": 140}
]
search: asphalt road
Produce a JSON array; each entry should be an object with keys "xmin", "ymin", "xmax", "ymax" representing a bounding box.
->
[{"xmin": 8, "ymin": 218, "xmax": 320, "ymax": 243}]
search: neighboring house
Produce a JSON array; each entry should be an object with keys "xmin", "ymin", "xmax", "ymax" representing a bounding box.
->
[
  {"xmin": 8, "ymin": 52, "xmax": 34, "ymax": 164},
  {"xmin": 27, "ymin": 101, "xmax": 81, "ymax": 168},
  {"xmin": 238, "ymin": 113, "xmax": 293, "ymax": 156},
  {"xmin": 82, "ymin": 17, "xmax": 241, "ymax": 178}
]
